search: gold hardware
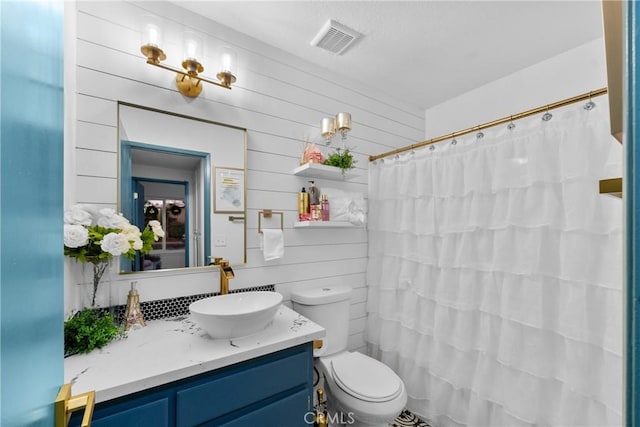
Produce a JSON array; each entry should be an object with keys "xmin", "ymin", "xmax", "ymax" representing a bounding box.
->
[
  {"xmin": 140, "ymin": 20, "xmax": 237, "ymax": 98},
  {"xmin": 599, "ymin": 177, "xmax": 622, "ymax": 198},
  {"xmin": 212, "ymin": 258, "xmax": 234, "ymax": 294},
  {"xmin": 602, "ymin": 0, "xmax": 623, "ymax": 143},
  {"xmin": 313, "ymin": 339, "xmax": 323, "ymax": 349},
  {"xmin": 314, "ymin": 388, "xmax": 328, "ymax": 427},
  {"xmin": 175, "ymin": 73, "xmax": 203, "ymax": 98},
  {"xmin": 142, "ymin": 55, "xmax": 234, "ymax": 96},
  {"xmin": 55, "ymin": 383, "xmax": 95, "ymax": 427},
  {"xmin": 369, "ymin": 87, "xmax": 608, "ymax": 161},
  {"xmin": 228, "ymin": 215, "xmax": 245, "ymax": 222},
  {"xmin": 258, "ymin": 210, "xmax": 284, "ymax": 234}
]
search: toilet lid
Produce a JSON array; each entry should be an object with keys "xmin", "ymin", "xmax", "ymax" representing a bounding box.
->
[{"xmin": 330, "ymin": 352, "xmax": 402, "ymax": 402}]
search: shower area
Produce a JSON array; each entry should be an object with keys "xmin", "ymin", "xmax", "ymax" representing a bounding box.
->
[{"xmin": 365, "ymin": 92, "xmax": 622, "ymax": 426}]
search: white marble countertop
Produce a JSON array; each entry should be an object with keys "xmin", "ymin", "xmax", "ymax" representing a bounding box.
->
[{"xmin": 64, "ymin": 305, "xmax": 325, "ymax": 403}]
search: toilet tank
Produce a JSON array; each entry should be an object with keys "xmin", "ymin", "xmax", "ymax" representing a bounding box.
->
[{"xmin": 290, "ymin": 285, "xmax": 352, "ymax": 357}]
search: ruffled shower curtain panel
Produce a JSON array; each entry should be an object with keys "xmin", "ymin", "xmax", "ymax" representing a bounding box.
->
[{"xmin": 366, "ymin": 103, "xmax": 622, "ymax": 426}]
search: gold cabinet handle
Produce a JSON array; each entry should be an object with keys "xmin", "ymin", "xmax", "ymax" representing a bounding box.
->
[{"xmin": 55, "ymin": 383, "xmax": 95, "ymax": 427}]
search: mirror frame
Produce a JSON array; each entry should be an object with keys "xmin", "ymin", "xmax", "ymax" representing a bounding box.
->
[{"xmin": 117, "ymin": 101, "xmax": 248, "ymax": 273}]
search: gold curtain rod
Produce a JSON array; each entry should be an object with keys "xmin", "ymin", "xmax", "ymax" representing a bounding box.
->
[{"xmin": 369, "ymin": 87, "xmax": 608, "ymax": 162}]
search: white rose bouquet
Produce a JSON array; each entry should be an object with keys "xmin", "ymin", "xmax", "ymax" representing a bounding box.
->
[{"xmin": 64, "ymin": 204, "xmax": 165, "ymax": 306}]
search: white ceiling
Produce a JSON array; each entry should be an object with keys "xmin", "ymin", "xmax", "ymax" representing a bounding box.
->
[{"xmin": 172, "ymin": 1, "xmax": 604, "ymax": 111}]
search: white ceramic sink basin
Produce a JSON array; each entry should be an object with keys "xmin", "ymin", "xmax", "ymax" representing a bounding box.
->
[{"xmin": 189, "ymin": 291, "xmax": 283, "ymax": 339}]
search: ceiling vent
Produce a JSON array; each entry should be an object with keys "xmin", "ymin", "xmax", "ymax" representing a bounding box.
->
[{"xmin": 310, "ymin": 19, "xmax": 361, "ymax": 55}]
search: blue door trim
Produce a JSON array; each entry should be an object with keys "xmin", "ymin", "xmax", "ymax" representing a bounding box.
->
[
  {"xmin": 627, "ymin": 1, "xmax": 639, "ymax": 425},
  {"xmin": 120, "ymin": 141, "xmax": 211, "ymax": 265}
]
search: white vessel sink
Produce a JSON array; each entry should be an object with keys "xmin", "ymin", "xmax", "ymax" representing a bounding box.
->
[{"xmin": 189, "ymin": 291, "xmax": 283, "ymax": 339}]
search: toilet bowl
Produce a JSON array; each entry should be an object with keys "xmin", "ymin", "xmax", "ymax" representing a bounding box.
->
[
  {"xmin": 319, "ymin": 351, "xmax": 407, "ymax": 427},
  {"xmin": 290, "ymin": 285, "xmax": 407, "ymax": 427}
]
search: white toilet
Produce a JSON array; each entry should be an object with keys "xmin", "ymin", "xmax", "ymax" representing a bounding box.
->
[{"xmin": 291, "ymin": 285, "xmax": 407, "ymax": 427}]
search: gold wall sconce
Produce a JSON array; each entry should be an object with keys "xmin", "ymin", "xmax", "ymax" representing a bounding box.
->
[
  {"xmin": 320, "ymin": 112, "xmax": 351, "ymax": 144},
  {"xmin": 140, "ymin": 15, "xmax": 237, "ymax": 98}
]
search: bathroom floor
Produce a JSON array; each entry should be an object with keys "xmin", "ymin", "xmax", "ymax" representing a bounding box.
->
[{"xmin": 391, "ymin": 410, "xmax": 432, "ymax": 427}]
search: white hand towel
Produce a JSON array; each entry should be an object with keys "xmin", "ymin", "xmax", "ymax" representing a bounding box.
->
[{"xmin": 261, "ymin": 229, "xmax": 284, "ymax": 261}]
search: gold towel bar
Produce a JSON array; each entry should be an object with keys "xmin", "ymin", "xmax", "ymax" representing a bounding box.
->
[{"xmin": 258, "ymin": 210, "xmax": 284, "ymax": 234}]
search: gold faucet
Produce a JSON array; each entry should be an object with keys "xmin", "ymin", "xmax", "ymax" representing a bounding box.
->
[{"xmin": 213, "ymin": 257, "xmax": 234, "ymax": 295}]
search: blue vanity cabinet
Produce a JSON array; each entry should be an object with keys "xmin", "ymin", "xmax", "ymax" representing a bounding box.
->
[{"xmin": 70, "ymin": 343, "xmax": 313, "ymax": 427}]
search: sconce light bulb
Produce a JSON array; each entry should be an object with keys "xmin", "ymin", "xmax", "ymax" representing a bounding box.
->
[
  {"xmin": 141, "ymin": 13, "xmax": 164, "ymax": 48},
  {"xmin": 216, "ymin": 47, "xmax": 237, "ymax": 87},
  {"xmin": 185, "ymin": 40, "xmax": 199, "ymax": 61},
  {"xmin": 221, "ymin": 53, "xmax": 233, "ymax": 73},
  {"xmin": 147, "ymin": 25, "xmax": 160, "ymax": 46}
]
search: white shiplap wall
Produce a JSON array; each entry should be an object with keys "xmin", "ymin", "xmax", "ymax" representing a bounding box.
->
[
  {"xmin": 424, "ymin": 38, "xmax": 607, "ymax": 138},
  {"xmin": 65, "ymin": 1, "xmax": 424, "ymax": 351}
]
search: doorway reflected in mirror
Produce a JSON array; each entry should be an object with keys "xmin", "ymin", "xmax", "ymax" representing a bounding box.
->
[
  {"xmin": 120, "ymin": 142, "xmax": 210, "ymax": 272},
  {"xmin": 141, "ymin": 189, "xmax": 187, "ymax": 270}
]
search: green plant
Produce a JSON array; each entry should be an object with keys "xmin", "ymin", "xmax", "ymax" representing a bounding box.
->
[
  {"xmin": 64, "ymin": 308, "xmax": 125, "ymax": 356},
  {"xmin": 324, "ymin": 148, "xmax": 356, "ymax": 171}
]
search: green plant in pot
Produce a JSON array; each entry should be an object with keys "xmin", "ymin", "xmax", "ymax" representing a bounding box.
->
[
  {"xmin": 324, "ymin": 147, "xmax": 356, "ymax": 173},
  {"xmin": 64, "ymin": 308, "xmax": 125, "ymax": 356}
]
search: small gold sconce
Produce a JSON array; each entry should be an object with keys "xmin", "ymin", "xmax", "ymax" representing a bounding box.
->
[
  {"xmin": 320, "ymin": 112, "xmax": 351, "ymax": 145},
  {"xmin": 140, "ymin": 15, "xmax": 237, "ymax": 98},
  {"xmin": 335, "ymin": 112, "xmax": 351, "ymax": 140},
  {"xmin": 321, "ymin": 117, "xmax": 336, "ymax": 144}
]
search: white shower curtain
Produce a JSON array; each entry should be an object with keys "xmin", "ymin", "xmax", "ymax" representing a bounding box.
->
[{"xmin": 366, "ymin": 102, "xmax": 622, "ymax": 426}]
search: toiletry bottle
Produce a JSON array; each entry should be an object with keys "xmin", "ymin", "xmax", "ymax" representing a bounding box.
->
[
  {"xmin": 298, "ymin": 187, "xmax": 309, "ymax": 221},
  {"xmin": 308, "ymin": 181, "xmax": 321, "ymax": 220},
  {"xmin": 321, "ymin": 194, "xmax": 330, "ymax": 221}
]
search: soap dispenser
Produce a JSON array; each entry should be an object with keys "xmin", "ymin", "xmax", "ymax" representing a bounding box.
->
[{"xmin": 124, "ymin": 281, "xmax": 146, "ymax": 331}]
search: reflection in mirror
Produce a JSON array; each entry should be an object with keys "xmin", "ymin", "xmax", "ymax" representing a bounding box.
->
[
  {"xmin": 120, "ymin": 144, "xmax": 210, "ymax": 271},
  {"xmin": 118, "ymin": 102, "xmax": 247, "ymax": 273}
]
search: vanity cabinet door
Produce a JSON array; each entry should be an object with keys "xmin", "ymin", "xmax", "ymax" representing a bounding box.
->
[
  {"xmin": 91, "ymin": 398, "xmax": 170, "ymax": 427},
  {"xmin": 217, "ymin": 389, "xmax": 310, "ymax": 427},
  {"xmin": 176, "ymin": 344, "xmax": 312, "ymax": 426},
  {"xmin": 69, "ymin": 396, "xmax": 171, "ymax": 427}
]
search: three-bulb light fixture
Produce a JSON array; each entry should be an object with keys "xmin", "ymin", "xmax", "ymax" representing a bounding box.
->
[
  {"xmin": 320, "ymin": 112, "xmax": 352, "ymax": 145},
  {"xmin": 140, "ymin": 16, "xmax": 237, "ymax": 98}
]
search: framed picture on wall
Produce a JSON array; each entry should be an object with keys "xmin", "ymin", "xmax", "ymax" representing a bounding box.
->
[{"xmin": 214, "ymin": 167, "xmax": 245, "ymax": 213}]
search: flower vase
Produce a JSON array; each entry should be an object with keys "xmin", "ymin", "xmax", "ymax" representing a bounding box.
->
[{"xmin": 80, "ymin": 259, "xmax": 113, "ymax": 310}]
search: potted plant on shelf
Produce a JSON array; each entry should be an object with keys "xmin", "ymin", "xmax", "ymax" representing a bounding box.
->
[{"xmin": 324, "ymin": 147, "xmax": 356, "ymax": 174}]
